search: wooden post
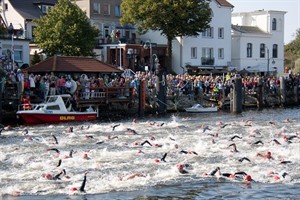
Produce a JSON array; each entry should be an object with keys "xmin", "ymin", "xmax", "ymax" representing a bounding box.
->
[
  {"xmin": 138, "ymin": 80, "xmax": 144, "ymax": 116},
  {"xmin": 257, "ymin": 78, "xmax": 263, "ymax": 110},
  {"xmin": 232, "ymin": 78, "xmax": 243, "ymax": 113},
  {"xmin": 293, "ymin": 86, "xmax": 298, "ymax": 105},
  {"xmin": 280, "ymin": 77, "xmax": 286, "ymax": 107},
  {"xmin": 0, "ymin": 78, "xmax": 2, "ymax": 124}
]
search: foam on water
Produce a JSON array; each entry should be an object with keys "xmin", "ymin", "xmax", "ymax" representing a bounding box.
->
[{"xmin": 0, "ymin": 108, "xmax": 299, "ymax": 197}]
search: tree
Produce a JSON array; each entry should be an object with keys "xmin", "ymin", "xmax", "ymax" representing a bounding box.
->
[
  {"xmin": 31, "ymin": 51, "xmax": 41, "ymax": 66},
  {"xmin": 33, "ymin": 0, "xmax": 99, "ymax": 57},
  {"xmin": 285, "ymin": 28, "xmax": 300, "ymax": 72},
  {"xmin": 120, "ymin": 0, "xmax": 212, "ymax": 73}
]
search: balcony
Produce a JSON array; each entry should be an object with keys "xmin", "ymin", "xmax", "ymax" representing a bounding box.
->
[{"xmin": 201, "ymin": 57, "xmax": 214, "ymax": 65}]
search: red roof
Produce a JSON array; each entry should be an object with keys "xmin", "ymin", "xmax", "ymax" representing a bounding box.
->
[
  {"xmin": 215, "ymin": 0, "xmax": 234, "ymax": 7},
  {"xmin": 27, "ymin": 55, "xmax": 122, "ymax": 73}
]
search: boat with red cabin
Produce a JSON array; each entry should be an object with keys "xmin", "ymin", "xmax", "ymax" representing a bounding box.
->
[{"xmin": 17, "ymin": 94, "xmax": 97, "ymax": 125}]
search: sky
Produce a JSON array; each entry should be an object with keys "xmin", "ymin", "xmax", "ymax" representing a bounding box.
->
[{"xmin": 227, "ymin": 0, "xmax": 300, "ymax": 44}]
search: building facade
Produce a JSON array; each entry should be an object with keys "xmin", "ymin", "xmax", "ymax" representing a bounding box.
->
[
  {"xmin": 231, "ymin": 10, "xmax": 286, "ymax": 74},
  {"xmin": 140, "ymin": 0, "xmax": 234, "ymax": 74}
]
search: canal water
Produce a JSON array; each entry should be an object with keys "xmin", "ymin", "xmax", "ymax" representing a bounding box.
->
[{"xmin": 0, "ymin": 108, "xmax": 299, "ymax": 199}]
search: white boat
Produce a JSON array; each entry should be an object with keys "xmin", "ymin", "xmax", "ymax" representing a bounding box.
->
[
  {"xmin": 185, "ymin": 104, "xmax": 218, "ymax": 113},
  {"xmin": 17, "ymin": 94, "xmax": 97, "ymax": 125}
]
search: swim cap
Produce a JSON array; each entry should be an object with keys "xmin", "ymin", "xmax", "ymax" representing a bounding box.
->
[{"xmin": 244, "ymin": 175, "xmax": 252, "ymax": 181}]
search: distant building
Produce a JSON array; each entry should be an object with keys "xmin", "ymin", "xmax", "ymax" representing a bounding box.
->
[
  {"xmin": 231, "ymin": 10, "xmax": 287, "ymax": 74},
  {"xmin": 140, "ymin": 0, "xmax": 234, "ymax": 74},
  {"xmin": 0, "ymin": 0, "xmax": 58, "ymax": 66}
]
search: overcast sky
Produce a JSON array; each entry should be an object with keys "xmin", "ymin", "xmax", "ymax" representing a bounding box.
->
[{"xmin": 227, "ymin": 0, "xmax": 300, "ymax": 44}]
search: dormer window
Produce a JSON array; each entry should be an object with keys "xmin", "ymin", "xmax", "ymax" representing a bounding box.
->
[
  {"xmin": 272, "ymin": 18, "xmax": 277, "ymax": 30},
  {"xmin": 39, "ymin": 5, "xmax": 52, "ymax": 14}
]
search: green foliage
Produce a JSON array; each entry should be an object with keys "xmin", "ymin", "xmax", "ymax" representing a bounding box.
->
[
  {"xmin": 120, "ymin": 0, "xmax": 212, "ymax": 73},
  {"xmin": 285, "ymin": 28, "xmax": 300, "ymax": 71},
  {"xmin": 31, "ymin": 51, "xmax": 41, "ymax": 66},
  {"xmin": 294, "ymin": 58, "xmax": 300, "ymax": 75},
  {"xmin": 33, "ymin": 0, "xmax": 99, "ymax": 57}
]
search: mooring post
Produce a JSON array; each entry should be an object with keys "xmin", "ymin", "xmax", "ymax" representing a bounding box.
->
[
  {"xmin": 232, "ymin": 78, "xmax": 243, "ymax": 113},
  {"xmin": 257, "ymin": 78, "xmax": 263, "ymax": 110},
  {"xmin": 280, "ymin": 76, "xmax": 286, "ymax": 107},
  {"xmin": 138, "ymin": 80, "xmax": 144, "ymax": 116}
]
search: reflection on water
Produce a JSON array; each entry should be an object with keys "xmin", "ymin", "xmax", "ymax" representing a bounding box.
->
[{"xmin": 0, "ymin": 108, "xmax": 300, "ymax": 199}]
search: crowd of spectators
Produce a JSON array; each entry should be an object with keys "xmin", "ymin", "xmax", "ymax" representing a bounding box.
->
[{"xmin": 2, "ymin": 67, "xmax": 300, "ymax": 103}]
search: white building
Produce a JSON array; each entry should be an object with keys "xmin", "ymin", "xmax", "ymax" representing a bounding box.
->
[
  {"xmin": 140, "ymin": 0, "xmax": 234, "ymax": 74},
  {"xmin": 0, "ymin": 0, "xmax": 57, "ymax": 67},
  {"xmin": 231, "ymin": 10, "xmax": 286, "ymax": 74}
]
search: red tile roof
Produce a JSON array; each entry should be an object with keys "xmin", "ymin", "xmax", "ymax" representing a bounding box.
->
[
  {"xmin": 27, "ymin": 56, "xmax": 122, "ymax": 73},
  {"xmin": 215, "ymin": 0, "xmax": 234, "ymax": 7}
]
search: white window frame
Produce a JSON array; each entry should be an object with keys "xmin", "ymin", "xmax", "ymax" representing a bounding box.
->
[
  {"xmin": 218, "ymin": 48, "xmax": 224, "ymax": 59},
  {"xmin": 218, "ymin": 27, "xmax": 224, "ymax": 39},
  {"xmin": 191, "ymin": 47, "xmax": 197, "ymax": 59},
  {"xmin": 103, "ymin": 4, "xmax": 110, "ymax": 15},
  {"xmin": 202, "ymin": 27, "xmax": 214, "ymax": 38},
  {"xmin": 93, "ymin": 2, "xmax": 100, "ymax": 14}
]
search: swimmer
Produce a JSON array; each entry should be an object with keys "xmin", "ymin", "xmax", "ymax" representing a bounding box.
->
[
  {"xmin": 121, "ymin": 173, "xmax": 146, "ymax": 181},
  {"xmin": 271, "ymin": 139, "xmax": 281, "ymax": 145},
  {"xmin": 238, "ymin": 157, "xmax": 251, "ymax": 162},
  {"xmin": 269, "ymin": 121, "xmax": 276, "ymax": 126},
  {"xmin": 177, "ymin": 164, "xmax": 188, "ymax": 174},
  {"xmin": 251, "ymin": 140, "xmax": 264, "ymax": 145},
  {"xmin": 279, "ymin": 160, "xmax": 292, "ymax": 164},
  {"xmin": 51, "ymin": 133, "xmax": 58, "ymax": 144},
  {"xmin": 22, "ymin": 129, "xmax": 28, "ymax": 135},
  {"xmin": 141, "ymin": 140, "xmax": 152, "ymax": 146},
  {"xmin": 107, "ymin": 135, "xmax": 118, "ymax": 140},
  {"xmin": 256, "ymin": 151, "xmax": 274, "ymax": 160},
  {"xmin": 180, "ymin": 150, "xmax": 198, "ymax": 155},
  {"xmin": 230, "ymin": 135, "xmax": 242, "ymax": 141},
  {"xmin": 71, "ymin": 172, "xmax": 89, "ymax": 192},
  {"xmin": 47, "ymin": 148, "xmax": 60, "ymax": 155},
  {"xmin": 112, "ymin": 124, "xmax": 120, "ymax": 131},
  {"xmin": 95, "ymin": 141, "xmax": 104, "ymax": 145},
  {"xmin": 79, "ymin": 172, "xmax": 88, "ymax": 192},
  {"xmin": 228, "ymin": 143, "xmax": 238, "ymax": 152},
  {"xmin": 219, "ymin": 123, "xmax": 229, "ymax": 129},
  {"xmin": 65, "ymin": 126, "xmax": 73, "ymax": 133},
  {"xmin": 126, "ymin": 128, "xmax": 138, "ymax": 135},
  {"xmin": 201, "ymin": 125, "xmax": 212, "ymax": 133},
  {"xmin": 64, "ymin": 149, "xmax": 74, "ymax": 159},
  {"xmin": 56, "ymin": 159, "xmax": 62, "ymax": 167},
  {"xmin": 161, "ymin": 153, "xmax": 168, "ymax": 162}
]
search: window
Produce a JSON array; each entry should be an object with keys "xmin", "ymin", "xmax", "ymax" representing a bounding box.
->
[
  {"xmin": 3, "ymin": 44, "xmax": 23, "ymax": 62},
  {"xmin": 246, "ymin": 43, "xmax": 252, "ymax": 58},
  {"xmin": 272, "ymin": 18, "xmax": 277, "ymax": 30},
  {"xmin": 202, "ymin": 48, "xmax": 214, "ymax": 65},
  {"xmin": 191, "ymin": 47, "xmax": 197, "ymax": 59},
  {"xmin": 260, "ymin": 43, "xmax": 265, "ymax": 58},
  {"xmin": 115, "ymin": 5, "xmax": 121, "ymax": 17},
  {"xmin": 4, "ymin": 3, "xmax": 8, "ymax": 10},
  {"xmin": 218, "ymin": 28, "xmax": 224, "ymax": 39},
  {"xmin": 103, "ymin": 4, "xmax": 110, "ymax": 15},
  {"xmin": 93, "ymin": 2, "xmax": 100, "ymax": 14},
  {"xmin": 272, "ymin": 44, "xmax": 278, "ymax": 58},
  {"xmin": 218, "ymin": 48, "xmax": 224, "ymax": 59},
  {"xmin": 202, "ymin": 27, "xmax": 214, "ymax": 38},
  {"xmin": 41, "ymin": 5, "xmax": 52, "ymax": 14}
]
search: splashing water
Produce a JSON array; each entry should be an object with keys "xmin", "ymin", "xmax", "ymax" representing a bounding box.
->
[{"xmin": 0, "ymin": 108, "xmax": 299, "ymax": 198}]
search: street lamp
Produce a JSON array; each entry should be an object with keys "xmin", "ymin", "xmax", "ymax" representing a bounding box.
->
[
  {"xmin": 7, "ymin": 23, "xmax": 14, "ymax": 70},
  {"xmin": 152, "ymin": 54, "xmax": 159, "ymax": 71},
  {"xmin": 143, "ymin": 40, "xmax": 152, "ymax": 76},
  {"xmin": 265, "ymin": 47, "xmax": 275, "ymax": 76},
  {"xmin": 118, "ymin": 41, "xmax": 123, "ymax": 70}
]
